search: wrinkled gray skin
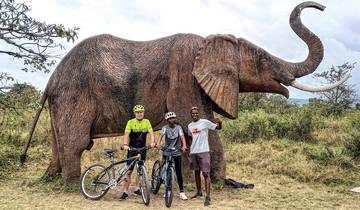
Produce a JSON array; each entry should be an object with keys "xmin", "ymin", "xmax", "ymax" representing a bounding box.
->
[{"xmin": 21, "ymin": 2, "xmax": 327, "ymax": 184}]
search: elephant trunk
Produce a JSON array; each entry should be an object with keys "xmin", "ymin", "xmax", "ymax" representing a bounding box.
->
[{"xmin": 287, "ymin": 1, "xmax": 325, "ymax": 78}]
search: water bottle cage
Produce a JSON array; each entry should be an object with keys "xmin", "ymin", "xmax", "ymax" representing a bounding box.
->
[{"xmin": 119, "ymin": 166, "xmax": 128, "ymax": 176}]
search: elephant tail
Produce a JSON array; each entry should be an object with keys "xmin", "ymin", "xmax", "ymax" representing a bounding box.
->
[{"xmin": 20, "ymin": 85, "xmax": 49, "ymax": 165}]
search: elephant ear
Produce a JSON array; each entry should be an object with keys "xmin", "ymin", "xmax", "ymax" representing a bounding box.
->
[{"xmin": 192, "ymin": 34, "xmax": 239, "ymax": 119}]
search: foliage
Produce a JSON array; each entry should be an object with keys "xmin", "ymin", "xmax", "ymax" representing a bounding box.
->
[
  {"xmin": 238, "ymin": 92, "xmax": 267, "ymax": 112},
  {"xmin": 313, "ymin": 62, "xmax": 358, "ymax": 115},
  {"xmin": 238, "ymin": 92, "xmax": 297, "ymax": 114},
  {"xmin": 0, "ymin": 82, "xmax": 40, "ymax": 111},
  {"xmin": 0, "ymin": 0, "xmax": 79, "ymax": 72},
  {"xmin": 0, "ymin": 72, "xmax": 14, "ymax": 88},
  {"xmin": 220, "ymin": 107, "xmax": 313, "ymax": 143},
  {"xmin": 0, "ymin": 84, "xmax": 50, "ymax": 177}
]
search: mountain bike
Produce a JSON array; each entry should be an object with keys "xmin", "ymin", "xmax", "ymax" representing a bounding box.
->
[
  {"xmin": 80, "ymin": 146, "xmax": 151, "ymax": 205},
  {"xmin": 151, "ymin": 147, "xmax": 176, "ymax": 208}
]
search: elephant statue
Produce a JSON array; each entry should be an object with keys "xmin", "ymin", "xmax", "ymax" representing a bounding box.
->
[{"xmin": 20, "ymin": 1, "xmax": 348, "ymax": 184}]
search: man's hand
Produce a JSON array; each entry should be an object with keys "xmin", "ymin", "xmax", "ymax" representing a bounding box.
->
[
  {"xmin": 213, "ymin": 118, "xmax": 221, "ymax": 124},
  {"xmin": 155, "ymin": 144, "xmax": 161, "ymax": 152},
  {"xmin": 213, "ymin": 118, "xmax": 222, "ymax": 129},
  {"xmin": 182, "ymin": 146, "xmax": 187, "ymax": 153},
  {"xmin": 122, "ymin": 145, "xmax": 130, "ymax": 151}
]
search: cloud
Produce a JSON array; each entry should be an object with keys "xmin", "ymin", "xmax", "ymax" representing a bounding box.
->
[{"xmin": 1, "ymin": 0, "xmax": 359, "ymax": 99}]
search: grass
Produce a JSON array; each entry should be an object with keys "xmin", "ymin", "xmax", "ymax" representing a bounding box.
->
[
  {"xmin": 1, "ymin": 106, "xmax": 360, "ymax": 209},
  {"xmin": 2, "ymin": 87, "xmax": 360, "ymax": 209},
  {"xmin": 1, "ymin": 137, "xmax": 359, "ymax": 210}
]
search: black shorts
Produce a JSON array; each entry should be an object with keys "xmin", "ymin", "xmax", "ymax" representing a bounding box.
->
[{"xmin": 126, "ymin": 149, "xmax": 146, "ymax": 170}]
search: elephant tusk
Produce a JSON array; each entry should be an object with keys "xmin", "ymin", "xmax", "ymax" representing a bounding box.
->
[{"xmin": 290, "ymin": 73, "xmax": 351, "ymax": 92}]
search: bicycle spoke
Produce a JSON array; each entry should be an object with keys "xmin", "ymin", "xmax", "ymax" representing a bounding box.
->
[{"xmin": 80, "ymin": 164, "xmax": 110, "ymax": 200}]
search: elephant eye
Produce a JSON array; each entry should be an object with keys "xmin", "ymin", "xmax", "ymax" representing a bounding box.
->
[{"xmin": 260, "ymin": 58, "xmax": 267, "ymax": 63}]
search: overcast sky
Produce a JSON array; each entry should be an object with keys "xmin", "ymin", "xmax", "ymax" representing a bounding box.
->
[{"xmin": 1, "ymin": 0, "xmax": 359, "ymax": 99}]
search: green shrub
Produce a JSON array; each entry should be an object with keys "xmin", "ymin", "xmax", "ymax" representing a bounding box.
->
[
  {"xmin": 341, "ymin": 111, "xmax": 360, "ymax": 157},
  {"xmin": 284, "ymin": 109, "xmax": 313, "ymax": 141},
  {"xmin": 220, "ymin": 110, "xmax": 276, "ymax": 143},
  {"xmin": 0, "ymin": 144, "xmax": 18, "ymax": 178},
  {"xmin": 221, "ymin": 108, "xmax": 314, "ymax": 143}
]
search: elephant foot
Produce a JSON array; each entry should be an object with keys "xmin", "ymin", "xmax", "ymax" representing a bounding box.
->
[
  {"xmin": 210, "ymin": 172, "xmax": 226, "ymax": 183},
  {"xmin": 41, "ymin": 171, "xmax": 61, "ymax": 183},
  {"xmin": 63, "ymin": 175, "xmax": 80, "ymax": 190},
  {"xmin": 42, "ymin": 161, "xmax": 62, "ymax": 182}
]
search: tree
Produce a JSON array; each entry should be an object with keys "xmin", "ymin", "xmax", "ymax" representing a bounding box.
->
[
  {"xmin": 0, "ymin": 73, "xmax": 40, "ymax": 111},
  {"xmin": 0, "ymin": 0, "xmax": 79, "ymax": 73},
  {"xmin": 0, "ymin": 72, "xmax": 13, "ymax": 89},
  {"xmin": 238, "ymin": 92, "xmax": 267, "ymax": 112},
  {"xmin": 238, "ymin": 92, "xmax": 296, "ymax": 114},
  {"xmin": 1, "ymin": 83, "xmax": 40, "ymax": 110},
  {"xmin": 313, "ymin": 62, "xmax": 358, "ymax": 112}
]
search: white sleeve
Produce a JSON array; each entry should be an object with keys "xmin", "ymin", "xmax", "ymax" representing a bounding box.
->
[
  {"xmin": 206, "ymin": 119, "xmax": 217, "ymax": 130},
  {"xmin": 160, "ymin": 126, "xmax": 166, "ymax": 135},
  {"xmin": 178, "ymin": 126, "xmax": 184, "ymax": 136},
  {"xmin": 188, "ymin": 126, "xmax": 192, "ymax": 137}
]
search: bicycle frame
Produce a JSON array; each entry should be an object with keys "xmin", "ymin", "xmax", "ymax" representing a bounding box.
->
[
  {"xmin": 80, "ymin": 146, "xmax": 152, "ymax": 205},
  {"xmin": 158, "ymin": 148, "xmax": 177, "ymax": 181},
  {"xmin": 96, "ymin": 148, "xmax": 148, "ymax": 190}
]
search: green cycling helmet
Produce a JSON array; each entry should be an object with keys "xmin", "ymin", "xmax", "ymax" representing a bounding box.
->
[{"xmin": 133, "ymin": 105, "xmax": 145, "ymax": 112}]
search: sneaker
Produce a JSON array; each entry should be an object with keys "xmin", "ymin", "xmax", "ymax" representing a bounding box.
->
[
  {"xmin": 179, "ymin": 192, "xmax": 188, "ymax": 200},
  {"xmin": 134, "ymin": 189, "xmax": 142, "ymax": 196},
  {"xmin": 119, "ymin": 192, "xmax": 129, "ymax": 200},
  {"xmin": 204, "ymin": 197, "xmax": 211, "ymax": 206},
  {"xmin": 190, "ymin": 191, "xmax": 202, "ymax": 199}
]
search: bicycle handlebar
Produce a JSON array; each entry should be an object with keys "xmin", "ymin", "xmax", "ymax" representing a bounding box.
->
[
  {"xmin": 120, "ymin": 145, "xmax": 151, "ymax": 152},
  {"xmin": 160, "ymin": 146, "xmax": 177, "ymax": 152}
]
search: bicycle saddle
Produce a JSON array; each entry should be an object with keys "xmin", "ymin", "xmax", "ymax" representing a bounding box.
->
[{"xmin": 104, "ymin": 149, "xmax": 117, "ymax": 157}]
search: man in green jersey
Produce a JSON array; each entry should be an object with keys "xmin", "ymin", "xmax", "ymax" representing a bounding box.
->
[{"xmin": 120, "ymin": 105, "xmax": 155, "ymax": 200}]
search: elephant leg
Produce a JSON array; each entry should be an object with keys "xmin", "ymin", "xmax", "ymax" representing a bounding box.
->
[
  {"xmin": 181, "ymin": 133, "xmax": 193, "ymax": 181},
  {"xmin": 54, "ymin": 98, "xmax": 96, "ymax": 185},
  {"xmin": 208, "ymin": 130, "xmax": 226, "ymax": 181},
  {"xmin": 43, "ymin": 114, "xmax": 61, "ymax": 180},
  {"xmin": 60, "ymin": 144, "xmax": 83, "ymax": 185},
  {"xmin": 60, "ymin": 122, "xmax": 94, "ymax": 185},
  {"xmin": 57, "ymin": 122, "xmax": 93, "ymax": 185}
]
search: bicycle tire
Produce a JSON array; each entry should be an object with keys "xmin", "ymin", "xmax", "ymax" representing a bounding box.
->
[
  {"xmin": 151, "ymin": 160, "xmax": 162, "ymax": 194},
  {"xmin": 139, "ymin": 165, "xmax": 151, "ymax": 206},
  {"xmin": 80, "ymin": 164, "xmax": 110, "ymax": 200},
  {"xmin": 164, "ymin": 166, "xmax": 174, "ymax": 208}
]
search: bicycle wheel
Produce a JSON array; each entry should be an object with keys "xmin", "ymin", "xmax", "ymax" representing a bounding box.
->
[
  {"xmin": 164, "ymin": 166, "xmax": 174, "ymax": 208},
  {"xmin": 80, "ymin": 164, "xmax": 110, "ymax": 200},
  {"xmin": 151, "ymin": 160, "xmax": 162, "ymax": 194},
  {"xmin": 138, "ymin": 165, "xmax": 151, "ymax": 206}
]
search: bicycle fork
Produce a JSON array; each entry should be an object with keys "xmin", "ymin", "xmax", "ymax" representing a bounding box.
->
[{"xmin": 164, "ymin": 161, "xmax": 173, "ymax": 194}]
